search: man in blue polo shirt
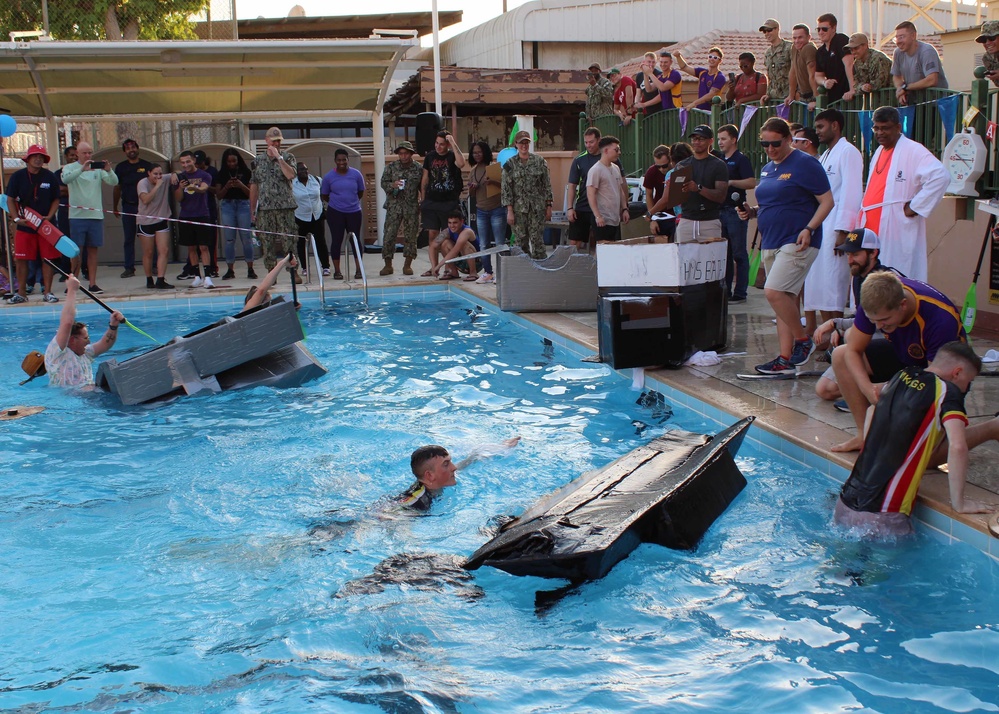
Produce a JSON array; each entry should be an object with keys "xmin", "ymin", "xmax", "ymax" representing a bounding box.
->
[{"xmin": 830, "ymin": 270, "xmax": 966, "ymax": 452}]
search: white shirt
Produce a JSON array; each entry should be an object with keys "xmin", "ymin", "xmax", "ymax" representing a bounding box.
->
[{"xmin": 292, "ymin": 174, "xmax": 323, "ymax": 222}]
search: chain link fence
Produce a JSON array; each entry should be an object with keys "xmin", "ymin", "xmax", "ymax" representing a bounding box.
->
[{"xmin": 2, "ymin": 0, "xmax": 236, "ymax": 42}]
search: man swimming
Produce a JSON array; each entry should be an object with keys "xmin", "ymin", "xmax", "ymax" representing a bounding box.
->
[{"xmin": 398, "ymin": 438, "xmax": 521, "ymax": 511}]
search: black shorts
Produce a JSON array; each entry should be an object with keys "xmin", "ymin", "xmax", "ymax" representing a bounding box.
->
[
  {"xmin": 567, "ymin": 211, "xmax": 595, "ymax": 243},
  {"xmin": 421, "ymin": 199, "xmax": 460, "ymax": 232},
  {"xmin": 866, "ymin": 339, "xmax": 906, "ymax": 383},
  {"xmin": 138, "ymin": 220, "xmax": 168, "ymax": 236},
  {"xmin": 178, "ymin": 218, "xmax": 214, "ymax": 247},
  {"xmin": 593, "ymin": 223, "xmax": 621, "ymax": 242}
]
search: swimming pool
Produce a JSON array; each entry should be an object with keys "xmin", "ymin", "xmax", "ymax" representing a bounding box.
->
[{"xmin": 2, "ymin": 294, "xmax": 998, "ymax": 712}]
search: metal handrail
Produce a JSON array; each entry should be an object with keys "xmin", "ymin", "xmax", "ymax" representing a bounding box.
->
[
  {"xmin": 345, "ymin": 231, "xmax": 368, "ymax": 306},
  {"xmin": 304, "ymin": 232, "xmax": 326, "ymax": 307}
]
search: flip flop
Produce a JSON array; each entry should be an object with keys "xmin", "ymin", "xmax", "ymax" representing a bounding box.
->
[
  {"xmin": 421, "ymin": 270, "xmax": 435, "ymax": 277},
  {"xmin": 463, "ymin": 275, "xmax": 479, "ymax": 282},
  {"xmin": 439, "ymin": 273, "xmax": 458, "ymax": 280}
]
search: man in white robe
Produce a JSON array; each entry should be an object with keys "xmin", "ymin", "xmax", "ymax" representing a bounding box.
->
[
  {"xmin": 805, "ymin": 108, "xmax": 863, "ymax": 320},
  {"xmin": 858, "ymin": 105, "xmax": 948, "ymax": 281}
]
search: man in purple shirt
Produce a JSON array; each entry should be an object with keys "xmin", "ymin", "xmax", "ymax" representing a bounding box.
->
[
  {"xmin": 675, "ymin": 48, "xmax": 727, "ymax": 110},
  {"xmin": 174, "ymin": 150, "xmax": 216, "ymax": 289},
  {"xmin": 831, "ymin": 271, "xmax": 966, "ymax": 452}
]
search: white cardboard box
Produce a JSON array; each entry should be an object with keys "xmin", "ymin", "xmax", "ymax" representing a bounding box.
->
[{"xmin": 596, "ymin": 236, "xmax": 728, "ymax": 288}]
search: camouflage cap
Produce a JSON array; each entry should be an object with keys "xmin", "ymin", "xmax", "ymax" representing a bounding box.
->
[
  {"xmin": 759, "ymin": 18, "xmax": 779, "ymax": 31},
  {"xmin": 976, "ymin": 20, "xmax": 999, "ymax": 42},
  {"xmin": 395, "ymin": 141, "xmax": 416, "ymax": 153},
  {"xmin": 513, "ymin": 130, "xmax": 532, "ymax": 144},
  {"xmin": 846, "ymin": 32, "xmax": 870, "ymax": 48}
]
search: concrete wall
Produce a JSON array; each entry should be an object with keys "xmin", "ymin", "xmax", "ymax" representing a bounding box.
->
[{"xmin": 940, "ymin": 28, "xmax": 988, "ymax": 93}]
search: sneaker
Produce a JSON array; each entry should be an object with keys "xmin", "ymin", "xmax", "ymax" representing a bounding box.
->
[
  {"xmin": 833, "ymin": 399, "xmax": 850, "ymax": 413},
  {"xmin": 301, "ymin": 271, "xmax": 308, "ymax": 281},
  {"xmin": 120, "ymin": 269, "xmax": 135, "ymax": 278},
  {"xmin": 88, "ymin": 284, "xmax": 105, "ymax": 295},
  {"xmin": 222, "ymin": 269, "xmax": 236, "ymax": 280},
  {"xmin": 25, "ymin": 284, "xmax": 34, "ymax": 295},
  {"xmin": 191, "ymin": 276, "xmax": 204, "ymax": 288},
  {"xmin": 322, "ymin": 268, "xmax": 331, "ymax": 277},
  {"xmin": 754, "ymin": 355, "xmax": 795, "ymax": 375},
  {"xmin": 203, "ymin": 276, "xmax": 215, "ymax": 289},
  {"xmin": 247, "ymin": 268, "xmax": 258, "ymax": 280},
  {"xmin": 729, "ymin": 295, "xmax": 747, "ymax": 303},
  {"xmin": 43, "ymin": 293, "xmax": 59, "ymax": 303},
  {"xmin": 177, "ymin": 271, "xmax": 195, "ymax": 280},
  {"xmin": 209, "ymin": 269, "xmax": 220, "ymax": 279},
  {"xmin": 147, "ymin": 277, "xmax": 156, "ymax": 289},
  {"xmin": 156, "ymin": 278, "xmax": 175, "ymax": 290},
  {"xmin": 6, "ymin": 294, "xmax": 27, "ymax": 304},
  {"xmin": 789, "ymin": 337, "xmax": 816, "ymax": 366},
  {"xmin": 475, "ymin": 273, "xmax": 493, "ymax": 284}
]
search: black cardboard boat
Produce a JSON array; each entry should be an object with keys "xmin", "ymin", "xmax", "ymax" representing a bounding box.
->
[
  {"xmin": 464, "ymin": 416, "xmax": 754, "ymax": 581},
  {"xmin": 95, "ymin": 297, "xmax": 327, "ymax": 405}
]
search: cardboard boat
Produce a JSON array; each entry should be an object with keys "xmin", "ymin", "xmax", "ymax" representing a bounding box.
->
[
  {"xmin": 95, "ymin": 297, "xmax": 327, "ymax": 405},
  {"xmin": 464, "ymin": 416, "xmax": 754, "ymax": 581}
]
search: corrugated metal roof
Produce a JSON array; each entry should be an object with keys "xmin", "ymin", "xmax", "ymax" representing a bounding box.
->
[{"xmin": 441, "ymin": 0, "xmax": 974, "ymax": 69}]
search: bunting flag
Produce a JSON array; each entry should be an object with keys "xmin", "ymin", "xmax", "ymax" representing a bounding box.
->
[
  {"xmin": 936, "ymin": 94, "xmax": 960, "ymax": 143},
  {"xmin": 987, "ymin": 121, "xmax": 997, "ymax": 142},
  {"xmin": 738, "ymin": 105, "xmax": 758, "ymax": 139},
  {"xmin": 963, "ymin": 105, "xmax": 982, "ymax": 126},
  {"xmin": 898, "ymin": 105, "xmax": 915, "ymax": 138},
  {"xmin": 679, "ymin": 108, "xmax": 688, "ymax": 136},
  {"xmin": 775, "ymin": 103, "xmax": 790, "ymax": 121},
  {"xmin": 859, "ymin": 110, "xmax": 875, "ymax": 153}
]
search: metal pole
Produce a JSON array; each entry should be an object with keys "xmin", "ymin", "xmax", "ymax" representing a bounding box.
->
[
  {"xmin": 0, "ymin": 139, "xmax": 13, "ymax": 299},
  {"xmin": 432, "ymin": 0, "xmax": 443, "ymax": 117},
  {"xmin": 41, "ymin": 0, "xmax": 50, "ymax": 35}
]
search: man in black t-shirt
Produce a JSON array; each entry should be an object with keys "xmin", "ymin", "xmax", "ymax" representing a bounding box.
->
[
  {"xmin": 113, "ymin": 139, "xmax": 155, "ymax": 278},
  {"xmin": 419, "ymin": 131, "xmax": 466, "ymax": 273},
  {"xmin": 676, "ymin": 125, "xmax": 729, "ymax": 243},
  {"xmin": 566, "ymin": 127, "xmax": 626, "ymax": 253},
  {"xmin": 814, "ymin": 13, "xmax": 856, "ymax": 102},
  {"xmin": 5, "ymin": 145, "xmax": 61, "ymax": 304}
]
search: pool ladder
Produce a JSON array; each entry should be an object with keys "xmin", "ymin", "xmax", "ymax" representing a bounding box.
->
[{"xmin": 300, "ymin": 232, "xmax": 368, "ymax": 308}]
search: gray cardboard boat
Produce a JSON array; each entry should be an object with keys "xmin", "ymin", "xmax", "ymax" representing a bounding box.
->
[
  {"xmin": 464, "ymin": 416, "xmax": 754, "ymax": 581},
  {"xmin": 95, "ymin": 297, "xmax": 327, "ymax": 405}
]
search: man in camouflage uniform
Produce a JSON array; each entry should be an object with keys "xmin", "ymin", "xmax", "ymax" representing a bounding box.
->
[
  {"xmin": 976, "ymin": 21, "xmax": 999, "ymax": 86},
  {"xmin": 502, "ymin": 131, "xmax": 553, "ymax": 260},
  {"xmin": 249, "ymin": 126, "xmax": 299, "ymax": 276},
  {"xmin": 585, "ymin": 63, "xmax": 615, "ymax": 124},
  {"xmin": 847, "ymin": 33, "xmax": 893, "ymax": 93},
  {"xmin": 379, "ymin": 141, "xmax": 423, "ymax": 276},
  {"xmin": 761, "ymin": 18, "xmax": 792, "ymax": 103}
]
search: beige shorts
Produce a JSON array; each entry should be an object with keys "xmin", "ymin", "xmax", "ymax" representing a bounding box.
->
[
  {"xmin": 762, "ymin": 245, "xmax": 819, "ymax": 294},
  {"xmin": 675, "ymin": 218, "xmax": 721, "ymax": 244}
]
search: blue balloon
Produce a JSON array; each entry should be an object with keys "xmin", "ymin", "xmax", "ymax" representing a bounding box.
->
[
  {"xmin": 0, "ymin": 114, "xmax": 16, "ymax": 138},
  {"xmin": 497, "ymin": 147, "xmax": 517, "ymax": 166}
]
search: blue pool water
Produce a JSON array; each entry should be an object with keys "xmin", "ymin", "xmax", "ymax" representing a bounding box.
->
[{"xmin": 1, "ymin": 296, "xmax": 998, "ymax": 713}]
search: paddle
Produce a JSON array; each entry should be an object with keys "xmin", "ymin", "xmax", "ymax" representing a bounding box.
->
[
  {"xmin": 961, "ymin": 213, "xmax": 995, "ymax": 335},
  {"xmin": 287, "ymin": 252, "xmax": 301, "ymax": 310},
  {"xmin": 747, "ymin": 226, "xmax": 762, "ymax": 287},
  {"xmin": 42, "ymin": 258, "xmax": 161, "ymax": 344}
]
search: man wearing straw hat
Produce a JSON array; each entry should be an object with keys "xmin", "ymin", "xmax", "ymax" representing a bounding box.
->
[{"xmin": 44, "ymin": 275, "xmax": 124, "ymax": 388}]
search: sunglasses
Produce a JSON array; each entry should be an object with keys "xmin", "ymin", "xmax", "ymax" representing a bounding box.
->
[
  {"xmin": 984, "ymin": 35, "xmax": 999, "ymax": 41},
  {"xmin": 791, "ymin": 137, "xmax": 811, "ymax": 143},
  {"xmin": 708, "ymin": 55, "xmax": 721, "ymax": 60},
  {"xmin": 761, "ymin": 27, "xmax": 775, "ymax": 33},
  {"xmin": 817, "ymin": 26, "xmax": 831, "ymax": 32},
  {"xmin": 759, "ymin": 140, "xmax": 784, "ymax": 148}
]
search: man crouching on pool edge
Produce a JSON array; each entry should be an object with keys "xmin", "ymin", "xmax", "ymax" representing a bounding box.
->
[
  {"xmin": 399, "ymin": 438, "xmax": 521, "ymax": 511},
  {"xmin": 834, "ymin": 341, "xmax": 997, "ymax": 538}
]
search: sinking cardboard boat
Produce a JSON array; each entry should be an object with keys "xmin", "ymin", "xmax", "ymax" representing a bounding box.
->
[
  {"xmin": 496, "ymin": 246, "xmax": 597, "ymax": 312},
  {"xmin": 95, "ymin": 297, "xmax": 327, "ymax": 405},
  {"xmin": 464, "ymin": 416, "xmax": 754, "ymax": 581}
]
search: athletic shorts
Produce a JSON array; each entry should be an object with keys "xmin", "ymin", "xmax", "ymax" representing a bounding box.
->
[
  {"xmin": 68, "ymin": 219, "xmax": 104, "ymax": 249},
  {"xmin": 593, "ymin": 223, "xmax": 621, "ymax": 242},
  {"xmin": 675, "ymin": 218, "xmax": 721, "ymax": 244},
  {"xmin": 138, "ymin": 220, "xmax": 169, "ymax": 236},
  {"xmin": 421, "ymin": 199, "xmax": 460, "ymax": 232},
  {"xmin": 14, "ymin": 229, "xmax": 61, "ymax": 261},
  {"xmin": 567, "ymin": 211, "xmax": 594, "ymax": 243},
  {"xmin": 762, "ymin": 244, "xmax": 819, "ymax": 294},
  {"xmin": 821, "ymin": 337, "xmax": 904, "ymax": 384},
  {"xmin": 178, "ymin": 218, "xmax": 214, "ymax": 247}
]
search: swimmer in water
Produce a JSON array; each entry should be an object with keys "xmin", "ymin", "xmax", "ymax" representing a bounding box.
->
[{"xmin": 398, "ymin": 437, "xmax": 521, "ymax": 511}]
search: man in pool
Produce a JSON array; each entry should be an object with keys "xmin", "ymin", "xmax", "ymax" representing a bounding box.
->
[
  {"xmin": 241, "ymin": 252, "xmax": 299, "ymax": 313},
  {"xmin": 398, "ymin": 438, "xmax": 521, "ymax": 511},
  {"xmin": 834, "ymin": 341, "xmax": 996, "ymax": 537},
  {"xmin": 44, "ymin": 274, "xmax": 125, "ymax": 388}
]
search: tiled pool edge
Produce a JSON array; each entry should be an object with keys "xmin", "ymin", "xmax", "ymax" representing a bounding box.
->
[{"xmin": 449, "ymin": 287, "xmax": 999, "ymax": 562}]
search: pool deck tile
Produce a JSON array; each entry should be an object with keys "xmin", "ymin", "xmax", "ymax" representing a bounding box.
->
[{"xmin": 3, "ymin": 251, "xmax": 998, "ymax": 557}]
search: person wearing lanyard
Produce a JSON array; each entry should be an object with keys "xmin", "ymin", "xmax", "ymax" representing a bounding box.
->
[{"xmin": 5, "ymin": 145, "xmax": 60, "ymax": 304}]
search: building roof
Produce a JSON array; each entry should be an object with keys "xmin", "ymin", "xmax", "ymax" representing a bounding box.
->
[{"xmin": 227, "ymin": 11, "xmax": 463, "ymax": 40}]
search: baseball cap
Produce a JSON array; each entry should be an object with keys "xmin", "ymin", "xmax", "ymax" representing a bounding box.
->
[
  {"xmin": 760, "ymin": 18, "xmax": 779, "ymax": 31},
  {"xmin": 513, "ymin": 130, "xmax": 532, "ymax": 144},
  {"xmin": 846, "ymin": 32, "xmax": 870, "ymax": 48},
  {"xmin": 977, "ymin": 20, "xmax": 999, "ymax": 42},
  {"xmin": 193, "ymin": 150, "xmax": 208, "ymax": 163},
  {"xmin": 588, "ymin": 62, "xmax": 602, "ymax": 72},
  {"xmin": 607, "ymin": 68, "xmax": 621, "ymax": 76},
  {"xmin": 24, "ymin": 144, "xmax": 50, "ymax": 162},
  {"xmin": 395, "ymin": 141, "xmax": 415, "ymax": 153},
  {"xmin": 265, "ymin": 126, "xmax": 284, "ymax": 140},
  {"xmin": 689, "ymin": 124, "xmax": 714, "ymax": 139},
  {"xmin": 839, "ymin": 228, "xmax": 880, "ymax": 253}
]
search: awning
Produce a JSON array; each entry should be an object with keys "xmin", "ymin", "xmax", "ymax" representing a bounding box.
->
[{"xmin": 0, "ymin": 38, "xmax": 418, "ymax": 122}]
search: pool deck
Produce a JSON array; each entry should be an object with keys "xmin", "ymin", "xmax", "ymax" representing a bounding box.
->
[{"xmin": 4, "ymin": 250, "xmax": 999, "ymax": 544}]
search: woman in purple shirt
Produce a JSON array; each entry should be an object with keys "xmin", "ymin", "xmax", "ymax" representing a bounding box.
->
[{"xmin": 320, "ymin": 149, "xmax": 365, "ymax": 280}]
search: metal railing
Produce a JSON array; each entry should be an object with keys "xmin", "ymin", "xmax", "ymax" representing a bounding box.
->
[
  {"xmin": 344, "ymin": 232, "xmax": 368, "ymax": 307},
  {"xmin": 300, "ymin": 232, "xmax": 326, "ymax": 307}
]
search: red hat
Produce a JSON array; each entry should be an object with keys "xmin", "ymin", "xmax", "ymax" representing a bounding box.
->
[{"xmin": 24, "ymin": 144, "xmax": 50, "ymax": 163}]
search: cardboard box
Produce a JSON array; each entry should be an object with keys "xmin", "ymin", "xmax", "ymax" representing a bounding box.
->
[
  {"xmin": 596, "ymin": 236, "xmax": 728, "ymax": 289},
  {"xmin": 496, "ymin": 246, "xmax": 597, "ymax": 312}
]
